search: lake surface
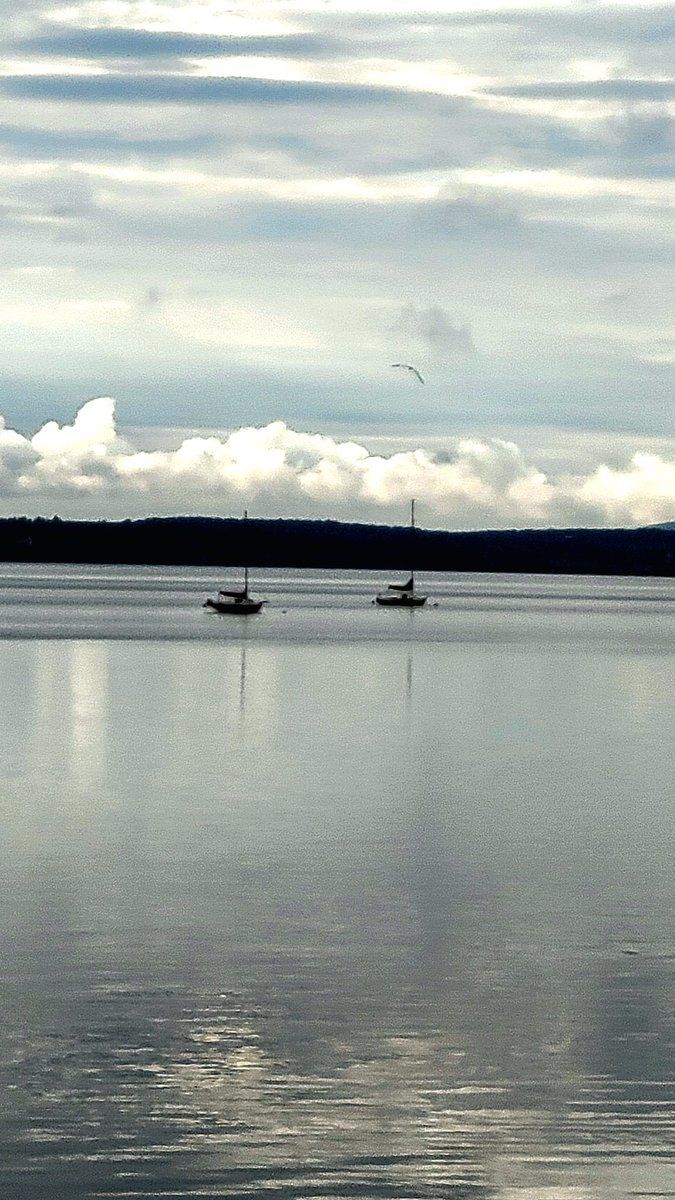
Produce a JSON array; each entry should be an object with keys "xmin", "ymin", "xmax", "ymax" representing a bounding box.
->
[{"xmin": 0, "ymin": 566, "xmax": 673, "ymax": 1199}]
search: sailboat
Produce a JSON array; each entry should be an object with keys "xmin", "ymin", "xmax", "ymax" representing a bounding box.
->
[
  {"xmin": 203, "ymin": 512, "xmax": 266, "ymax": 615},
  {"xmin": 375, "ymin": 499, "xmax": 427, "ymax": 607}
]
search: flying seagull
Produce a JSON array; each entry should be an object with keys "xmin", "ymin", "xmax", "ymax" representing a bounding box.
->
[{"xmin": 392, "ymin": 362, "xmax": 425, "ymax": 384}]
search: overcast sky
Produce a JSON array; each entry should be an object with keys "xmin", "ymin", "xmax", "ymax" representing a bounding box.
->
[{"xmin": 1, "ymin": 0, "xmax": 673, "ymax": 526}]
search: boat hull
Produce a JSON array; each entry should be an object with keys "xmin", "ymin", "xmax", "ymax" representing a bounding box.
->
[
  {"xmin": 204, "ymin": 598, "xmax": 264, "ymax": 615},
  {"xmin": 375, "ymin": 593, "xmax": 427, "ymax": 607}
]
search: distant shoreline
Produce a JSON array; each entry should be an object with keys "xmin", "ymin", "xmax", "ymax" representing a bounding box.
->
[{"xmin": 1, "ymin": 515, "xmax": 674, "ymax": 578}]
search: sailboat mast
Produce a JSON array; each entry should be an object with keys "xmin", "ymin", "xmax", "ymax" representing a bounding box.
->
[
  {"xmin": 411, "ymin": 498, "xmax": 415, "ymax": 587},
  {"xmin": 243, "ymin": 510, "xmax": 249, "ymax": 597}
]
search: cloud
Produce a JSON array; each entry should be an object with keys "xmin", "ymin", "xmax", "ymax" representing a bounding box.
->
[
  {"xmin": 0, "ymin": 123, "xmax": 218, "ymax": 160},
  {"xmin": 2, "ymin": 397, "xmax": 674, "ymax": 529},
  {"xmin": 15, "ymin": 29, "xmax": 346, "ymax": 60},
  {"xmin": 486, "ymin": 80, "xmax": 675, "ymax": 102},
  {"xmin": 579, "ymin": 454, "xmax": 675, "ymax": 525},
  {"xmin": 0, "ymin": 1, "xmax": 673, "ymax": 441},
  {"xmin": 0, "ymin": 415, "xmax": 38, "ymax": 492},
  {"xmin": 432, "ymin": 4, "xmax": 675, "ymax": 44},
  {"xmin": 141, "ymin": 286, "xmax": 163, "ymax": 309},
  {"xmin": 0, "ymin": 73, "xmax": 436, "ymax": 108},
  {"xmin": 26, "ymin": 396, "xmax": 128, "ymax": 491},
  {"xmin": 15, "ymin": 29, "xmax": 341, "ymax": 59},
  {"xmin": 391, "ymin": 304, "xmax": 475, "ymax": 364}
]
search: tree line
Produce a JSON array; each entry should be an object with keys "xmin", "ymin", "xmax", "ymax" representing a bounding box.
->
[{"xmin": 1, "ymin": 515, "xmax": 674, "ymax": 576}]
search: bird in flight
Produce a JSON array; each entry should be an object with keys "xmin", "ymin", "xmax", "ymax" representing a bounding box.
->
[{"xmin": 392, "ymin": 362, "xmax": 425, "ymax": 384}]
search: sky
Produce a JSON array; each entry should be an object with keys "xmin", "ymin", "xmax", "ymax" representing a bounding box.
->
[{"xmin": 0, "ymin": 0, "xmax": 674, "ymax": 528}]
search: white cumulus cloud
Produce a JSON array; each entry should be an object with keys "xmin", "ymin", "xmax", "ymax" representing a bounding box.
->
[{"xmin": 0, "ymin": 397, "xmax": 674, "ymax": 529}]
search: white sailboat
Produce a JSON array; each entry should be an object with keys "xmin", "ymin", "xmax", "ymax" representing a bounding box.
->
[
  {"xmin": 375, "ymin": 499, "xmax": 427, "ymax": 607},
  {"xmin": 203, "ymin": 512, "xmax": 266, "ymax": 615}
]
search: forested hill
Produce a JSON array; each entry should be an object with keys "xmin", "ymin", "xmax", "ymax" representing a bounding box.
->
[{"xmin": 1, "ymin": 515, "xmax": 674, "ymax": 577}]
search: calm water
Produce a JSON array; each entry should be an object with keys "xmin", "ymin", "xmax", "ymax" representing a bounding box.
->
[{"xmin": 0, "ymin": 566, "xmax": 673, "ymax": 1199}]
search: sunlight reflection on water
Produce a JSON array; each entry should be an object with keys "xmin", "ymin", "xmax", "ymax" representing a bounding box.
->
[{"xmin": 0, "ymin": 567, "xmax": 673, "ymax": 1199}]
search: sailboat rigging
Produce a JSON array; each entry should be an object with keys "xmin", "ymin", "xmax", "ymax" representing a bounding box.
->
[
  {"xmin": 203, "ymin": 511, "xmax": 266, "ymax": 614},
  {"xmin": 374, "ymin": 499, "xmax": 428, "ymax": 607}
]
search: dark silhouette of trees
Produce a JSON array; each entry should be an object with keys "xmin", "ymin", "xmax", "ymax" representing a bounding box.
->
[{"xmin": 0, "ymin": 515, "xmax": 673, "ymax": 576}]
